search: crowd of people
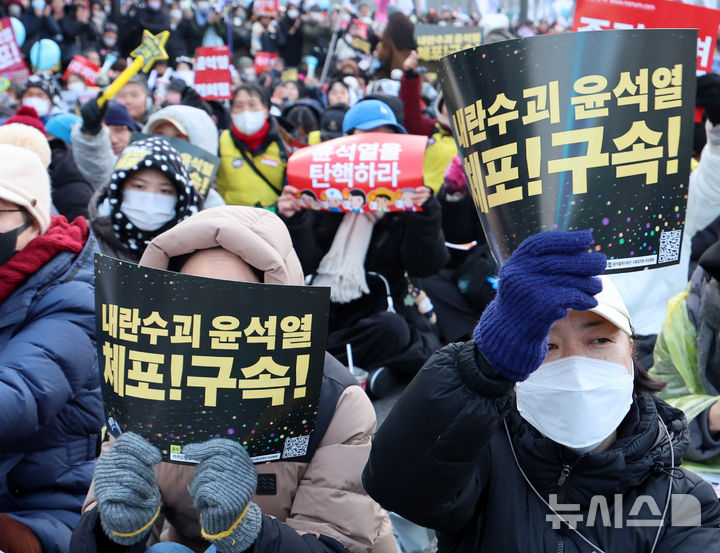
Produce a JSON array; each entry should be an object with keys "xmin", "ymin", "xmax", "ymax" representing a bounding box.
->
[{"xmin": 1, "ymin": 0, "xmax": 720, "ymax": 552}]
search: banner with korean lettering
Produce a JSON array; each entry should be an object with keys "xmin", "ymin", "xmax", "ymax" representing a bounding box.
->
[
  {"xmin": 415, "ymin": 24, "xmax": 482, "ymax": 65},
  {"xmin": 254, "ymin": 0, "xmax": 278, "ymax": 16},
  {"xmin": 286, "ymin": 133, "xmax": 428, "ymax": 213},
  {"xmin": 193, "ymin": 46, "xmax": 232, "ymax": 100},
  {"xmin": 572, "ymin": 0, "xmax": 720, "ymax": 75},
  {"xmin": 95, "ymin": 254, "xmax": 330, "ymax": 464},
  {"xmin": 440, "ymin": 29, "xmax": 695, "ymax": 273},
  {"xmin": 0, "ymin": 18, "xmax": 29, "ymax": 80},
  {"xmin": 63, "ymin": 54, "xmax": 100, "ymax": 86},
  {"xmin": 255, "ymin": 51, "xmax": 278, "ymax": 75},
  {"xmin": 131, "ymin": 133, "xmax": 220, "ymax": 199}
]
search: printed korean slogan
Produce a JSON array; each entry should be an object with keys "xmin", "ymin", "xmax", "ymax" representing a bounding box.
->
[
  {"xmin": 194, "ymin": 46, "xmax": 232, "ymax": 101},
  {"xmin": 0, "ymin": 18, "xmax": 29, "ymax": 80},
  {"xmin": 95, "ymin": 254, "xmax": 330, "ymax": 464},
  {"xmin": 440, "ymin": 29, "xmax": 695, "ymax": 272},
  {"xmin": 415, "ymin": 24, "xmax": 482, "ymax": 65},
  {"xmin": 63, "ymin": 54, "xmax": 100, "ymax": 86},
  {"xmin": 573, "ymin": 0, "xmax": 720, "ymax": 75},
  {"xmin": 131, "ymin": 133, "xmax": 220, "ymax": 199},
  {"xmin": 286, "ymin": 133, "xmax": 428, "ymax": 213}
]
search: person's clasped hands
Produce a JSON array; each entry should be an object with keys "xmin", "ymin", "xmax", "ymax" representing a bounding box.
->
[
  {"xmin": 94, "ymin": 433, "xmax": 262, "ymax": 552},
  {"xmin": 473, "ymin": 230, "xmax": 607, "ymax": 382}
]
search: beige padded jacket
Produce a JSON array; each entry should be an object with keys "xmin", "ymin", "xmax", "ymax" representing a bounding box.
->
[{"xmin": 83, "ymin": 207, "xmax": 396, "ymax": 553}]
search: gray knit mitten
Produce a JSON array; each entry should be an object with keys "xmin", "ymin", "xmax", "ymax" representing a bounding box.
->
[
  {"xmin": 93, "ymin": 432, "xmax": 163, "ymax": 545},
  {"xmin": 184, "ymin": 439, "xmax": 262, "ymax": 553}
]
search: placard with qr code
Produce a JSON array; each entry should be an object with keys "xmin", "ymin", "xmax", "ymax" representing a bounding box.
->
[
  {"xmin": 440, "ymin": 29, "xmax": 696, "ymax": 273},
  {"xmin": 94, "ymin": 254, "xmax": 330, "ymax": 464}
]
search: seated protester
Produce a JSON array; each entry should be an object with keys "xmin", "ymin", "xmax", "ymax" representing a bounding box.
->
[
  {"xmin": 363, "ymin": 231, "xmax": 720, "ymax": 552},
  {"xmin": 420, "ymin": 156, "xmax": 497, "ymax": 343},
  {"xmin": 71, "ymin": 206, "xmax": 397, "ymax": 553},
  {"xmin": 71, "ymin": 100, "xmax": 140, "ymax": 190},
  {"xmin": 88, "ymin": 136, "xmax": 202, "ymax": 263},
  {"xmin": 217, "ymin": 84, "xmax": 289, "ymax": 208},
  {"xmin": 116, "ymin": 74, "xmax": 155, "ymax": 126},
  {"xmin": 19, "ymin": 72, "xmax": 63, "ymax": 122},
  {"xmin": 325, "ymin": 79, "xmax": 351, "ymax": 108},
  {"xmin": 652, "ymin": 240, "xmax": 720, "ymax": 469},
  {"xmin": 143, "ymin": 104, "xmax": 227, "ymax": 208},
  {"xmin": 278, "ymin": 100, "xmax": 449, "ymax": 398},
  {"xmin": 0, "ymin": 144, "xmax": 103, "ymax": 553},
  {"xmin": 0, "ymin": 108, "xmax": 94, "ymax": 221}
]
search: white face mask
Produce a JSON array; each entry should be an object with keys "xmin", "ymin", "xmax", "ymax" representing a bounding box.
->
[
  {"xmin": 170, "ymin": 9, "xmax": 183, "ymax": 19},
  {"xmin": 287, "ymin": 8, "xmax": 299, "ymax": 18},
  {"xmin": 516, "ymin": 356, "xmax": 633, "ymax": 453},
  {"xmin": 232, "ymin": 110, "xmax": 266, "ymax": 135},
  {"xmin": 67, "ymin": 81, "xmax": 86, "ymax": 93},
  {"xmin": 22, "ymin": 97, "xmax": 50, "ymax": 117},
  {"xmin": 120, "ymin": 189, "xmax": 177, "ymax": 231},
  {"xmin": 103, "ymin": 36, "xmax": 117, "ymax": 48},
  {"xmin": 148, "ymin": 0, "xmax": 162, "ymax": 10}
]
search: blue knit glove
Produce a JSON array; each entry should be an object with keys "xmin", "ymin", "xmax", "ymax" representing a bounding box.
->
[
  {"xmin": 93, "ymin": 432, "xmax": 162, "ymax": 546},
  {"xmin": 473, "ymin": 231, "xmax": 606, "ymax": 382},
  {"xmin": 184, "ymin": 439, "xmax": 263, "ymax": 553}
]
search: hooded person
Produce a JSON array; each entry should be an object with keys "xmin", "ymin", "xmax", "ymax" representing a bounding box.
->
[
  {"xmin": 143, "ymin": 105, "xmax": 227, "ymax": 208},
  {"xmin": 70, "ymin": 206, "xmax": 397, "ymax": 553},
  {"xmin": 88, "ymin": 136, "xmax": 202, "ymax": 263},
  {"xmin": 278, "ymin": 99, "xmax": 449, "ymax": 398},
  {"xmin": 19, "ymin": 72, "xmax": 63, "ymax": 121},
  {"xmin": 0, "ymin": 144, "xmax": 103, "ymax": 553},
  {"xmin": 651, "ymin": 239, "xmax": 720, "ymax": 471},
  {"xmin": 363, "ymin": 230, "xmax": 720, "ymax": 553}
]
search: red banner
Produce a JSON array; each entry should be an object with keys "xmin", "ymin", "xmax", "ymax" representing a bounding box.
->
[
  {"xmin": 254, "ymin": 0, "xmax": 279, "ymax": 17},
  {"xmin": 287, "ymin": 133, "xmax": 428, "ymax": 213},
  {"xmin": 0, "ymin": 18, "xmax": 28, "ymax": 80},
  {"xmin": 572, "ymin": 0, "xmax": 720, "ymax": 74},
  {"xmin": 254, "ymin": 51, "xmax": 278, "ymax": 75},
  {"xmin": 63, "ymin": 54, "xmax": 100, "ymax": 86},
  {"xmin": 193, "ymin": 46, "xmax": 232, "ymax": 100}
]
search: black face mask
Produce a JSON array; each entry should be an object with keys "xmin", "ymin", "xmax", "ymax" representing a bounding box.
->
[{"xmin": 0, "ymin": 220, "xmax": 31, "ymax": 267}]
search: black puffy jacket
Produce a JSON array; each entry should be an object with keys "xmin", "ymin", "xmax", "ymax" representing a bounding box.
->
[{"xmin": 363, "ymin": 341, "xmax": 720, "ymax": 553}]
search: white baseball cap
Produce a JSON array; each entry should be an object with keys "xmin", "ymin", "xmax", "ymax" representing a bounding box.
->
[{"xmin": 589, "ymin": 275, "xmax": 632, "ymax": 336}]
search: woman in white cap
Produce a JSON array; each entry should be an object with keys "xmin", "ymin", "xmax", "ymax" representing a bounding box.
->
[{"xmin": 363, "ymin": 230, "xmax": 720, "ymax": 552}]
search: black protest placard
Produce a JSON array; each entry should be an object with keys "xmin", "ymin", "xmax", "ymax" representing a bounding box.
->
[
  {"xmin": 440, "ymin": 29, "xmax": 696, "ymax": 272},
  {"xmin": 131, "ymin": 133, "xmax": 220, "ymax": 199},
  {"xmin": 95, "ymin": 254, "xmax": 330, "ymax": 464},
  {"xmin": 415, "ymin": 24, "xmax": 482, "ymax": 66}
]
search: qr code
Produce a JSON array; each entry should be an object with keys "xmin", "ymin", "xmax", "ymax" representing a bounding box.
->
[
  {"xmin": 282, "ymin": 435, "xmax": 310, "ymax": 459},
  {"xmin": 659, "ymin": 230, "xmax": 682, "ymax": 263}
]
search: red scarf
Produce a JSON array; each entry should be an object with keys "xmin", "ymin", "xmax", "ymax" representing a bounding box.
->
[
  {"xmin": 0, "ymin": 216, "xmax": 88, "ymax": 304},
  {"xmin": 231, "ymin": 119, "xmax": 271, "ymax": 153}
]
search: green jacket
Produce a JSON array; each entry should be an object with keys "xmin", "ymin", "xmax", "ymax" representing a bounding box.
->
[{"xmin": 651, "ymin": 274, "xmax": 720, "ymax": 472}]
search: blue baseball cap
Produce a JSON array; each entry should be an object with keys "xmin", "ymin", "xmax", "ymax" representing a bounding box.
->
[
  {"xmin": 342, "ymin": 99, "xmax": 407, "ymax": 135},
  {"xmin": 45, "ymin": 113, "xmax": 81, "ymax": 144}
]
